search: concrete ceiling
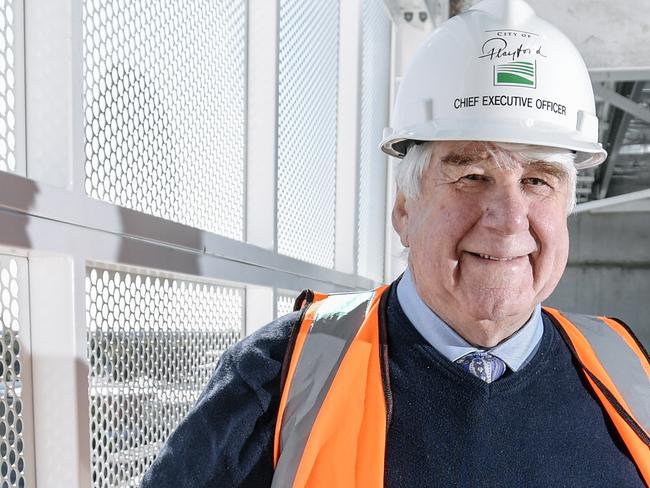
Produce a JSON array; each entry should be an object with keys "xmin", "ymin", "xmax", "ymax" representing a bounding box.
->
[{"xmin": 527, "ymin": 0, "xmax": 650, "ymax": 72}]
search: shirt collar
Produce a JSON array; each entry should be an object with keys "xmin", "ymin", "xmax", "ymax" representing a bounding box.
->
[{"xmin": 396, "ymin": 267, "xmax": 543, "ymax": 372}]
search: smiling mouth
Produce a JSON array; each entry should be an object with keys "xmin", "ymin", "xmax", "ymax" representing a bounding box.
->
[{"xmin": 467, "ymin": 251, "xmax": 526, "ymax": 262}]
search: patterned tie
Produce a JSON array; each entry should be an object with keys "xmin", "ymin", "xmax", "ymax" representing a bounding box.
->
[{"xmin": 456, "ymin": 351, "xmax": 507, "ymax": 383}]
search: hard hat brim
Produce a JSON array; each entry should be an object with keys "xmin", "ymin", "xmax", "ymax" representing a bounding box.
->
[{"xmin": 381, "ymin": 121, "xmax": 607, "ymax": 169}]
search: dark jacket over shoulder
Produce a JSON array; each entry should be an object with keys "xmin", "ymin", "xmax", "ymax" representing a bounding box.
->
[{"xmin": 140, "ymin": 311, "xmax": 298, "ymax": 487}]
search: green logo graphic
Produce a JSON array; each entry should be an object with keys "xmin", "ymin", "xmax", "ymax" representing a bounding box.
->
[{"xmin": 494, "ymin": 61, "xmax": 536, "ymax": 88}]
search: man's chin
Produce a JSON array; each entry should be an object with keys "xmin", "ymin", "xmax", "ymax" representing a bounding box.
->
[{"xmin": 459, "ymin": 290, "xmax": 536, "ymax": 327}]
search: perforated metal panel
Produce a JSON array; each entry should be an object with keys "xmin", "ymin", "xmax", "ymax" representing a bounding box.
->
[
  {"xmin": 357, "ymin": 0, "xmax": 390, "ymax": 281},
  {"xmin": 276, "ymin": 0, "xmax": 339, "ymax": 267},
  {"xmin": 276, "ymin": 290, "xmax": 297, "ymax": 318},
  {"xmin": 0, "ymin": 257, "xmax": 30, "ymax": 488},
  {"xmin": 82, "ymin": 1, "xmax": 247, "ymax": 240},
  {"xmin": 86, "ymin": 267, "xmax": 244, "ymax": 487},
  {"xmin": 0, "ymin": 3, "xmax": 17, "ymax": 175}
]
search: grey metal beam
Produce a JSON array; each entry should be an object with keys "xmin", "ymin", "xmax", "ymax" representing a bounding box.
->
[
  {"xmin": 0, "ymin": 171, "xmax": 379, "ymax": 291},
  {"xmin": 593, "ymin": 83, "xmax": 650, "ymax": 124},
  {"xmin": 590, "ymin": 68, "xmax": 650, "ymax": 82},
  {"xmin": 575, "ymin": 188, "xmax": 650, "ymax": 213},
  {"xmin": 596, "ymin": 82, "xmax": 646, "ymax": 199}
]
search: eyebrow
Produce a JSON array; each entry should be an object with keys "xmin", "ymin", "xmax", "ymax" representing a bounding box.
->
[
  {"xmin": 440, "ymin": 153, "xmax": 488, "ymax": 166},
  {"xmin": 526, "ymin": 161, "xmax": 570, "ymax": 181}
]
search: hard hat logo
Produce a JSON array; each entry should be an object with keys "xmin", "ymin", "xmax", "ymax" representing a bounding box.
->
[
  {"xmin": 380, "ymin": 0, "xmax": 608, "ymax": 169},
  {"xmin": 494, "ymin": 61, "xmax": 536, "ymax": 88},
  {"xmin": 478, "ymin": 30, "xmax": 545, "ymax": 88}
]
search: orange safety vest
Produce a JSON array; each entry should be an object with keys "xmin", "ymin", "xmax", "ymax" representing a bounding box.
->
[{"xmin": 272, "ymin": 285, "xmax": 650, "ymax": 487}]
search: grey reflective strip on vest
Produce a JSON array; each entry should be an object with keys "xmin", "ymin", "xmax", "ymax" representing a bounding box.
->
[
  {"xmin": 272, "ymin": 291, "xmax": 375, "ymax": 488},
  {"xmin": 563, "ymin": 312, "xmax": 650, "ymax": 435}
]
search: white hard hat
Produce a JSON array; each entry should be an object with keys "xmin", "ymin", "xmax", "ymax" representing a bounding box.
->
[{"xmin": 381, "ymin": 0, "xmax": 607, "ymax": 169}]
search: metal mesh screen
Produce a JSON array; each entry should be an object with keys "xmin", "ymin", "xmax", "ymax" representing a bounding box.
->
[
  {"xmin": 276, "ymin": 0, "xmax": 339, "ymax": 267},
  {"xmin": 82, "ymin": 1, "xmax": 247, "ymax": 240},
  {"xmin": 86, "ymin": 267, "xmax": 244, "ymax": 487},
  {"xmin": 0, "ymin": 3, "xmax": 17, "ymax": 175},
  {"xmin": 357, "ymin": 0, "xmax": 390, "ymax": 281},
  {"xmin": 276, "ymin": 291, "xmax": 297, "ymax": 318},
  {"xmin": 0, "ymin": 257, "xmax": 28, "ymax": 488}
]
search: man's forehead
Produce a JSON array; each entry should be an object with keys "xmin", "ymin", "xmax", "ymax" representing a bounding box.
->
[{"xmin": 438, "ymin": 141, "xmax": 508, "ymax": 166}]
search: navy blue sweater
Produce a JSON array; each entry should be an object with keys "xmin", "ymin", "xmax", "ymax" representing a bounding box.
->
[{"xmin": 141, "ymin": 283, "xmax": 644, "ymax": 487}]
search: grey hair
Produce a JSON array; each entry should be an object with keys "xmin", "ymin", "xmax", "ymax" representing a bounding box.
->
[{"xmin": 394, "ymin": 141, "xmax": 578, "ymax": 213}]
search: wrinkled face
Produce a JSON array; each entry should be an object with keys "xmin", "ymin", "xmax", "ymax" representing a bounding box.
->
[{"xmin": 393, "ymin": 141, "xmax": 570, "ymax": 330}]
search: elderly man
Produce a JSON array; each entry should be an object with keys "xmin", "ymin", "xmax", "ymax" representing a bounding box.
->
[{"xmin": 142, "ymin": 0, "xmax": 649, "ymax": 486}]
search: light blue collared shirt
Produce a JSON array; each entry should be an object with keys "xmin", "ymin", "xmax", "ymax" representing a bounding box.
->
[{"xmin": 396, "ymin": 268, "xmax": 543, "ymax": 372}]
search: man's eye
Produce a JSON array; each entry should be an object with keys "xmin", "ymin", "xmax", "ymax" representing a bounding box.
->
[
  {"xmin": 522, "ymin": 177, "xmax": 549, "ymax": 187},
  {"xmin": 462, "ymin": 174, "xmax": 484, "ymax": 181}
]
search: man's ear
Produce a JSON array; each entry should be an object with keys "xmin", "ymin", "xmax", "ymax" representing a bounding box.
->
[{"xmin": 392, "ymin": 191, "xmax": 410, "ymax": 248}]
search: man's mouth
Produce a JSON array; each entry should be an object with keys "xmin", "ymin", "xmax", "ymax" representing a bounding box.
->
[{"xmin": 466, "ymin": 251, "xmax": 528, "ymax": 262}]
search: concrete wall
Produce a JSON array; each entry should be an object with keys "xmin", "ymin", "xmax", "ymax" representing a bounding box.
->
[{"xmin": 547, "ymin": 210, "xmax": 650, "ymax": 348}]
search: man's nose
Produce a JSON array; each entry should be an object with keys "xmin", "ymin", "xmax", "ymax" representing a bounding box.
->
[{"xmin": 481, "ymin": 183, "xmax": 529, "ymax": 235}]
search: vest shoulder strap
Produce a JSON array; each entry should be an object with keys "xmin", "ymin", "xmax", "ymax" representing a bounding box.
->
[
  {"xmin": 544, "ymin": 307, "xmax": 650, "ymax": 485},
  {"xmin": 292, "ymin": 289, "xmax": 330, "ymax": 312},
  {"xmin": 273, "ymin": 287, "xmax": 389, "ymax": 488}
]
